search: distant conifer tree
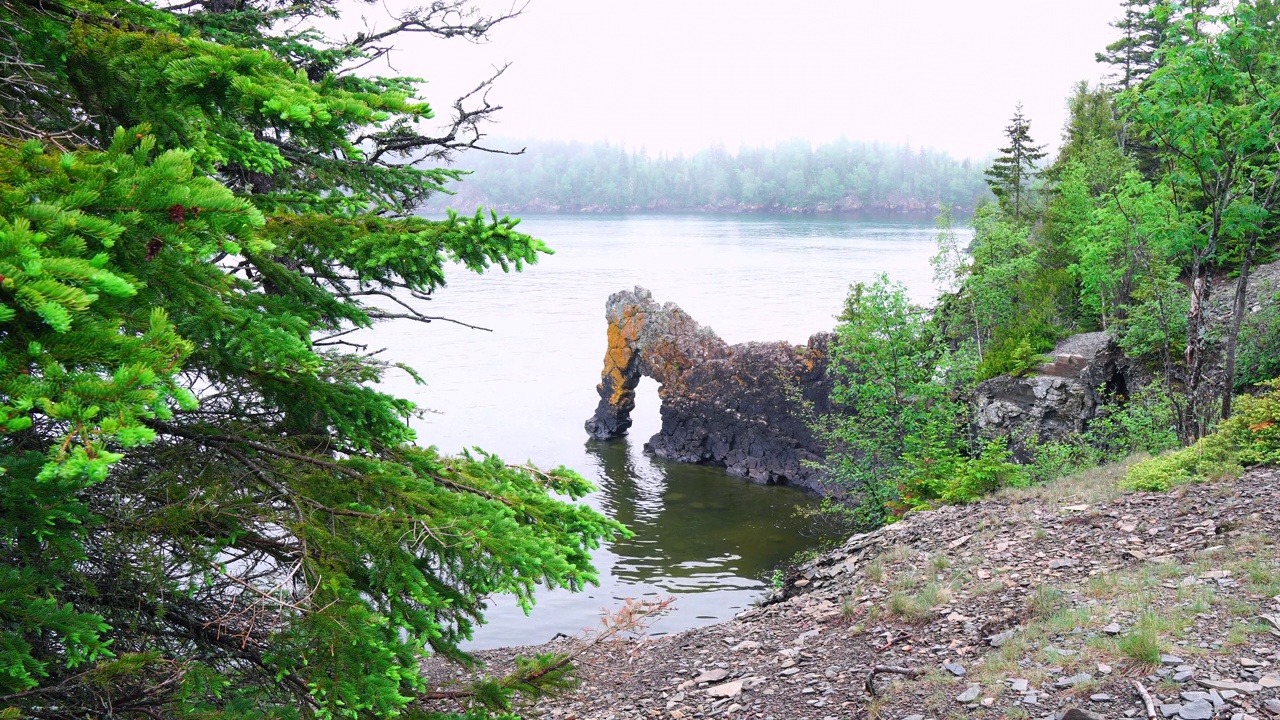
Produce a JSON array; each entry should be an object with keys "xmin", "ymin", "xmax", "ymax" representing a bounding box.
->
[
  {"xmin": 1096, "ymin": 0, "xmax": 1174, "ymax": 90},
  {"xmin": 984, "ymin": 104, "xmax": 1047, "ymax": 223}
]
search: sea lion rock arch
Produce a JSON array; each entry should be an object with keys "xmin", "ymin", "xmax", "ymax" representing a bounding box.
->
[{"xmin": 584, "ymin": 287, "xmax": 832, "ymax": 492}]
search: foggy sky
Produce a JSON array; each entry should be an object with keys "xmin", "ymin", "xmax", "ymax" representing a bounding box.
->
[{"xmin": 334, "ymin": 0, "xmax": 1125, "ymax": 161}]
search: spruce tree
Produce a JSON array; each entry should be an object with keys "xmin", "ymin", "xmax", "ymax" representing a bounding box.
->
[
  {"xmin": 984, "ymin": 104, "xmax": 1047, "ymax": 224},
  {"xmin": 0, "ymin": 0, "xmax": 626, "ymax": 717},
  {"xmin": 1096, "ymin": 0, "xmax": 1173, "ymax": 90}
]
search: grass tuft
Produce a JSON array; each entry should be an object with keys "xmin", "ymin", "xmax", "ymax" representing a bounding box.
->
[
  {"xmin": 1028, "ymin": 585, "xmax": 1066, "ymax": 619},
  {"xmin": 929, "ymin": 552, "xmax": 950, "ymax": 574},
  {"xmin": 864, "ymin": 558, "xmax": 884, "ymax": 584},
  {"xmin": 886, "ymin": 581, "xmax": 950, "ymax": 623},
  {"xmin": 1117, "ymin": 617, "xmax": 1161, "ymax": 666}
]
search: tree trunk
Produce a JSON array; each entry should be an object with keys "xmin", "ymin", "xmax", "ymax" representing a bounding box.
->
[
  {"xmin": 1221, "ymin": 236, "xmax": 1259, "ymax": 419},
  {"xmin": 1183, "ymin": 261, "xmax": 1211, "ymax": 442}
]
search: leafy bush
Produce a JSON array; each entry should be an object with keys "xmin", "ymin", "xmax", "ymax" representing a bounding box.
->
[
  {"xmin": 1124, "ymin": 379, "xmax": 1280, "ymax": 490},
  {"xmin": 1123, "ymin": 434, "xmax": 1241, "ymax": 491},
  {"xmin": 1237, "ymin": 289, "xmax": 1280, "ymax": 388},
  {"xmin": 1015, "ymin": 383, "xmax": 1180, "ymax": 485},
  {"xmin": 1084, "ymin": 385, "xmax": 1181, "ymax": 458},
  {"xmin": 938, "ymin": 441, "xmax": 1028, "ymax": 504},
  {"xmin": 978, "ymin": 333, "xmax": 1055, "ymax": 380},
  {"xmin": 816, "ymin": 276, "xmax": 969, "ymax": 528}
]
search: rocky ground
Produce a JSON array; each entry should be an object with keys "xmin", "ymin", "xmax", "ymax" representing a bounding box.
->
[{"xmin": 448, "ymin": 462, "xmax": 1280, "ymax": 720}]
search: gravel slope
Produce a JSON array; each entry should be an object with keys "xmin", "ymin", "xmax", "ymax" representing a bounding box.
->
[{"xmin": 442, "ymin": 464, "xmax": 1280, "ymax": 720}]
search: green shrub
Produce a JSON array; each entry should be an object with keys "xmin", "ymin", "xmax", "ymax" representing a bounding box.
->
[
  {"xmin": 978, "ymin": 332, "xmax": 1056, "ymax": 381},
  {"xmin": 894, "ymin": 437, "xmax": 1028, "ymax": 510},
  {"xmin": 939, "ymin": 440, "xmax": 1029, "ymax": 503},
  {"xmin": 1085, "ymin": 384, "xmax": 1181, "ymax": 457},
  {"xmin": 1232, "ymin": 381, "xmax": 1280, "ymax": 465},
  {"xmin": 1123, "ymin": 434, "xmax": 1240, "ymax": 491},
  {"xmin": 1236, "ymin": 288, "xmax": 1280, "ymax": 389},
  {"xmin": 1124, "ymin": 379, "xmax": 1280, "ymax": 490},
  {"xmin": 1015, "ymin": 383, "xmax": 1180, "ymax": 486}
]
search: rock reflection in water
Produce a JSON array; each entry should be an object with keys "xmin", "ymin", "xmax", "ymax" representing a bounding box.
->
[{"xmin": 583, "ymin": 429, "xmax": 829, "ymax": 595}]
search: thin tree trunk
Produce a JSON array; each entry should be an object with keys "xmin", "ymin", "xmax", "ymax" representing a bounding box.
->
[
  {"xmin": 971, "ymin": 298, "xmax": 983, "ymax": 361},
  {"xmin": 1185, "ymin": 194, "xmax": 1227, "ymax": 440},
  {"xmin": 1184, "ymin": 260, "xmax": 1211, "ymax": 442},
  {"xmin": 1221, "ymin": 236, "xmax": 1259, "ymax": 419}
]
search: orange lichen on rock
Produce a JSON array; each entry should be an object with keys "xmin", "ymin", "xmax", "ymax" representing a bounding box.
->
[{"xmin": 601, "ymin": 310, "xmax": 640, "ymax": 407}]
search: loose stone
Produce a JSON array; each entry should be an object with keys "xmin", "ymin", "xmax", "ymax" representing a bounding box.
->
[
  {"xmin": 1198, "ymin": 679, "xmax": 1262, "ymax": 694},
  {"xmin": 1054, "ymin": 672, "xmax": 1092, "ymax": 688},
  {"xmin": 1061, "ymin": 710, "xmax": 1107, "ymax": 720},
  {"xmin": 694, "ymin": 669, "xmax": 730, "ymax": 684},
  {"xmin": 1179, "ymin": 699, "xmax": 1214, "ymax": 720},
  {"xmin": 988, "ymin": 630, "xmax": 1016, "ymax": 647},
  {"xmin": 956, "ymin": 684, "xmax": 981, "ymax": 703},
  {"xmin": 705, "ymin": 679, "xmax": 746, "ymax": 699}
]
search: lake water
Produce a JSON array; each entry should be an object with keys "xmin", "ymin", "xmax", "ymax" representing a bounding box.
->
[{"xmin": 362, "ymin": 213, "xmax": 960, "ymax": 649}]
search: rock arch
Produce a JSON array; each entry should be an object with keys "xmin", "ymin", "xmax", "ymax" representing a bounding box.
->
[{"xmin": 584, "ymin": 287, "xmax": 832, "ymax": 492}]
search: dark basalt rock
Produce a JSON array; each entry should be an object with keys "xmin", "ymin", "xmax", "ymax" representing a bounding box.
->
[
  {"xmin": 974, "ymin": 331, "xmax": 1142, "ymax": 459},
  {"xmin": 584, "ymin": 287, "xmax": 832, "ymax": 491}
]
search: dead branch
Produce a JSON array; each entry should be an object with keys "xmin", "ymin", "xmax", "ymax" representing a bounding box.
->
[
  {"xmin": 864, "ymin": 665, "xmax": 923, "ymax": 696},
  {"xmin": 343, "ymin": 0, "xmax": 527, "ymax": 52},
  {"xmin": 363, "ymin": 63, "xmax": 524, "ymax": 167},
  {"xmin": 418, "ymin": 596, "xmax": 675, "ymax": 706},
  {"xmin": 875, "ymin": 631, "xmax": 909, "ymax": 651},
  {"xmin": 1133, "ymin": 679, "xmax": 1157, "ymax": 720}
]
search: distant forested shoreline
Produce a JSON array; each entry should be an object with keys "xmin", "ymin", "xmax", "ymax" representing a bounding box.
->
[{"xmin": 427, "ymin": 139, "xmax": 991, "ymax": 215}]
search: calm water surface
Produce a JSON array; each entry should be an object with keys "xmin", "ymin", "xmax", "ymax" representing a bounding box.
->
[{"xmin": 362, "ymin": 214, "xmax": 960, "ymax": 648}]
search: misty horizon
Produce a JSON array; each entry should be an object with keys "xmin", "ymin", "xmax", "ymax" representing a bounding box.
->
[
  {"xmin": 324, "ymin": 0, "xmax": 1125, "ymax": 161},
  {"xmin": 456, "ymin": 135, "xmax": 999, "ymax": 165}
]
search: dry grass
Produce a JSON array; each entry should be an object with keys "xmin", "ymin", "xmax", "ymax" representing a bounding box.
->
[
  {"xmin": 1027, "ymin": 585, "xmax": 1066, "ymax": 619},
  {"xmin": 996, "ymin": 459, "xmax": 1135, "ymax": 506},
  {"xmin": 887, "ymin": 581, "xmax": 951, "ymax": 623}
]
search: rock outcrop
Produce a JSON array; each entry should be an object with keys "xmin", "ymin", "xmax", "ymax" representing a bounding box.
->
[
  {"xmin": 975, "ymin": 331, "xmax": 1140, "ymax": 458},
  {"xmin": 584, "ymin": 287, "xmax": 831, "ymax": 491}
]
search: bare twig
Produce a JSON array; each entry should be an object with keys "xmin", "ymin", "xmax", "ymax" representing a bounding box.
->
[
  {"xmin": 875, "ymin": 631, "xmax": 909, "ymax": 651},
  {"xmin": 1133, "ymin": 679, "xmax": 1157, "ymax": 720},
  {"xmin": 364, "ymin": 310, "xmax": 493, "ymax": 331},
  {"xmin": 864, "ymin": 665, "xmax": 923, "ymax": 697},
  {"xmin": 418, "ymin": 596, "xmax": 675, "ymax": 705}
]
